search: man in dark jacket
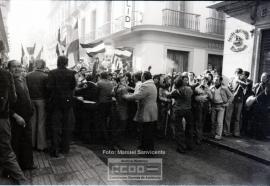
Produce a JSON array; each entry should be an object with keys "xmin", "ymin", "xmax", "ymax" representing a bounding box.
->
[
  {"xmin": 26, "ymin": 59, "xmax": 48, "ymax": 151},
  {"xmin": 47, "ymin": 56, "xmax": 76, "ymax": 157},
  {"xmin": 224, "ymin": 68, "xmax": 247, "ymax": 137},
  {"xmin": 96, "ymin": 71, "xmax": 113, "ymax": 146},
  {"xmin": 8, "ymin": 60, "xmax": 35, "ymax": 171},
  {"xmin": 0, "ymin": 67, "xmax": 28, "ymax": 184}
]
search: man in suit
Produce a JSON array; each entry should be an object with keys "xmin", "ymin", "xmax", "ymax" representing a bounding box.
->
[
  {"xmin": 8, "ymin": 60, "xmax": 35, "ymax": 171},
  {"xmin": 47, "ymin": 56, "xmax": 76, "ymax": 157},
  {"xmin": 123, "ymin": 71, "xmax": 158, "ymax": 151},
  {"xmin": 26, "ymin": 59, "xmax": 48, "ymax": 151},
  {"xmin": 0, "ymin": 66, "xmax": 28, "ymax": 184}
]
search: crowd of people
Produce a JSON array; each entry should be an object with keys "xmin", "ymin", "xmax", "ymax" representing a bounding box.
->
[{"xmin": 0, "ymin": 55, "xmax": 270, "ymax": 184}]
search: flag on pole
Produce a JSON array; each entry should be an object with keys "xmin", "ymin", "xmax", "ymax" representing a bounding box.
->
[
  {"xmin": 21, "ymin": 44, "xmax": 25, "ymax": 64},
  {"xmin": 66, "ymin": 19, "xmax": 79, "ymax": 67},
  {"xmin": 27, "ymin": 43, "xmax": 36, "ymax": 56},
  {"xmin": 114, "ymin": 47, "xmax": 132, "ymax": 58},
  {"xmin": 36, "ymin": 46, "xmax": 43, "ymax": 60},
  {"xmin": 56, "ymin": 28, "xmax": 66, "ymax": 56},
  {"xmin": 80, "ymin": 40, "xmax": 105, "ymax": 57},
  {"xmin": 56, "ymin": 44, "xmax": 60, "ymax": 56}
]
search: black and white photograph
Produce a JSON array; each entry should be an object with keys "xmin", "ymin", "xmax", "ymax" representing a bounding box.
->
[{"xmin": 0, "ymin": 0, "xmax": 269, "ymax": 185}]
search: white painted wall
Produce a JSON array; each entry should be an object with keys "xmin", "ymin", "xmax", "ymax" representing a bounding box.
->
[
  {"xmin": 114, "ymin": 31, "xmax": 222, "ymax": 75},
  {"xmin": 222, "ymin": 16, "xmax": 255, "ymax": 80},
  {"xmin": 141, "ymin": 1, "xmax": 163, "ymax": 25},
  {"xmin": 192, "ymin": 48, "xmax": 207, "ymax": 75}
]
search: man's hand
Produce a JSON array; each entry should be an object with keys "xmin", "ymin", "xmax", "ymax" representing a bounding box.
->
[
  {"xmin": 13, "ymin": 113, "xmax": 26, "ymax": 128},
  {"xmin": 122, "ymin": 94, "xmax": 129, "ymax": 100}
]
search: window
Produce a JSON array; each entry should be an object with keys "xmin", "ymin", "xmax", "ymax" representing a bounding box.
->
[{"xmin": 165, "ymin": 1, "xmax": 186, "ymax": 11}]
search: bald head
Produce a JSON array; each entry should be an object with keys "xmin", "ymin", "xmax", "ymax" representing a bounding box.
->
[{"xmin": 261, "ymin": 72, "xmax": 269, "ymax": 83}]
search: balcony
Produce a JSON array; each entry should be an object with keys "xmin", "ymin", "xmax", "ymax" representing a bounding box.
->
[
  {"xmin": 162, "ymin": 9, "xmax": 200, "ymax": 32},
  {"xmin": 206, "ymin": 17, "xmax": 225, "ymax": 35}
]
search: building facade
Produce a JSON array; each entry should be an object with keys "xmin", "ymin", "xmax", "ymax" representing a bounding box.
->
[
  {"xmin": 0, "ymin": 0, "xmax": 10, "ymax": 63},
  {"xmin": 210, "ymin": 1, "xmax": 270, "ymax": 82},
  {"xmin": 46, "ymin": 1, "xmax": 225, "ymax": 75}
]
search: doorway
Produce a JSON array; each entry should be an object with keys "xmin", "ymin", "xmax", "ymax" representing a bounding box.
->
[
  {"xmin": 167, "ymin": 49, "xmax": 189, "ymax": 74},
  {"xmin": 259, "ymin": 29, "xmax": 270, "ymax": 81},
  {"xmin": 208, "ymin": 54, "xmax": 223, "ymax": 75}
]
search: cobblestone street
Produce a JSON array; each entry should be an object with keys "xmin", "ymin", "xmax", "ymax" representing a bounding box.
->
[{"xmin": 0, "ymin": 144, "xmax": 125, "ymax": 185}]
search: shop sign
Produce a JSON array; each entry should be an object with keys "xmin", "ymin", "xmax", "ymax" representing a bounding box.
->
[
  {"xmin": 124, "ymin": 1, "xmax": 133, "ymax": 28},
  {"xmin": 227, "ymin": 29, "xmax": 249, "ymax": 52},
  {"xmin": 260, "ymin": 7, "xmax": 270, "ymax": 17}
]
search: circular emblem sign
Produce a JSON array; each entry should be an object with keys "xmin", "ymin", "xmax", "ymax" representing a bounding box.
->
[{"xmin": 227, "ymin": 29, "xmax": 249, "ymax": 52}]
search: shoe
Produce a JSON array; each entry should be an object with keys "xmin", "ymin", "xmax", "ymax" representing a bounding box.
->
[
  {"xmin": 233, "ymin": 134, "xmax": 241, "ymax": 138},
  {"xmin": 22, "ymin": 164, "xmax": 38, "ymax": 171},
  {"xmin": 2, "ymin": 169, "xmax": 10, "ymax": 178},
  {"xmin": 14, "ymin": 178, "xmax": 31, "ymax": 185},
  {"xmin": 214, "ymin": 135, "xmax": 222, "ymax": 140},
  {"xmin": 50, "ymin": 150, "xmax": 59, "ymax": 158},
  {"xmin": 176, "ymin": 147, "xmax": 186, "ymax": 154},
  {"xmin": 60, "ymin": 150, "xmax": 69, "ymax": 154},
  {"xmin": 223, "ymin": 132, "xmax": 232, "ymax": 137},
  {"xmin": 196, "ymin": 140, "xmax": 202, "ymax": 145}
]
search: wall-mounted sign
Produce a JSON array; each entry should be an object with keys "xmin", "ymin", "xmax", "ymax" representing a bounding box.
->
[
  {"xmin": 228, "ymin": 29, "xmax": 249, "ymax": 52},
  {"xmin": 260, "ymin": 7, "xmax": 270, "ymax": 17},
  {"xmin": 124, "ymin": 1, "xmax": 132, "ymax": 28}
]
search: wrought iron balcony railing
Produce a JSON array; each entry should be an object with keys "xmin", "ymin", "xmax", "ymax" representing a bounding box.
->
[
  {"xmin": 206, "ymin": 17, "xmax": 225, "ymax": 35},
  {"xmin": 162, "ymin": 9, "xmax": 200, "ymax": 31}
]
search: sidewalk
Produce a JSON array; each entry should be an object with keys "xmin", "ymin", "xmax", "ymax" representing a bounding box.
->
[
  {"xmin": 204, "ymin": 136, "xmax": 270, "ymax": 165},
  {"xmin": 0, "ymin": 144, "xmax": 126, "ymax": 185}
]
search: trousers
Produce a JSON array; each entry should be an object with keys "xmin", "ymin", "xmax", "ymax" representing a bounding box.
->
[
  {"xmin": 195, "ymin": 102, "xmax": 209, "ymax": 142},
  {"xmin": 0, "ymin": 119, "xmax": 26, "ymax": 182},
  {"xmin": 211, "ymin": 105, "xmax": 225, "ymax": 138},
  {"xmin": 140, "ymin": 122, "xmax": 156, "ymax": 151},
  {"xmin": 224, "ymin": 101, "xmax": 243, "ymax": 136},
  {"xmin": 51, "ymin": 107, "xmax": 75, "ymax": 153},
  {"xmin": 10, "ymin": 117, "xmax": 34, "ymax": 170},
  {"xmin": 174, "ymin": 109, "xmax": 194, "ymax": 150},
  {"xmin": 30, "ymin": 99, "xmax": 47, "ymax": 150}
]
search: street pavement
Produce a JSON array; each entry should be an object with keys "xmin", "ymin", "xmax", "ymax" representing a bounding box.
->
[
  {"xmin": 205, "ymin": 136, "xmax": 270, "ymax": 165},
  {"xmin": 0, "ymin": 144, "xmax": 125, "ymax": 185},
  {"xmin": 1, "ymin": 138, "xmax": 269, "ymax": 185},
  {"xmin": 87, "ymin": 137, "xmax": 270, "ymax": 185}
]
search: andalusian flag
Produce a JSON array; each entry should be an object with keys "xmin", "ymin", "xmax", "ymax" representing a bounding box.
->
[
  {"xmin": 27, "ymin": 43, "xmax": 36, "ymax": 56},
  {"xmin": 80, "ymin": 40, "xmax": 105, "ymax": 57},
  {"xmin": 56, "ymin": 28, "xmax": 66, "ymax": 56},
  {"xmin": 36, "ymin": 46, "xmax": 43, "ymax": 60}
]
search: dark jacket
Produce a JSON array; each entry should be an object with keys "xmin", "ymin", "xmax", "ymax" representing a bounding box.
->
[
  {"xmin": 11, "ymin": 77, "xmax": 33, "ymax": 121},
  {"xmin": 75, "ymin": 81, "xmax": 98, "ymax": 102},
  {"xmin": 0, "ymin": 69, "xmax": 17, "ymax": 118},
  {"xmin": 26, "ymin": 69, "xmax": 48, "ymax": 100},
  {"xmin": 47, "ymin": 68, "xmax": 76, "ymax": 109},
  {"xmin": 171, "ymin": 86, "xmax": 193, "ymax": 111},
  {"xmin": 97, "ymin": 79, "xmax": 113, "ymax": 103}
]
